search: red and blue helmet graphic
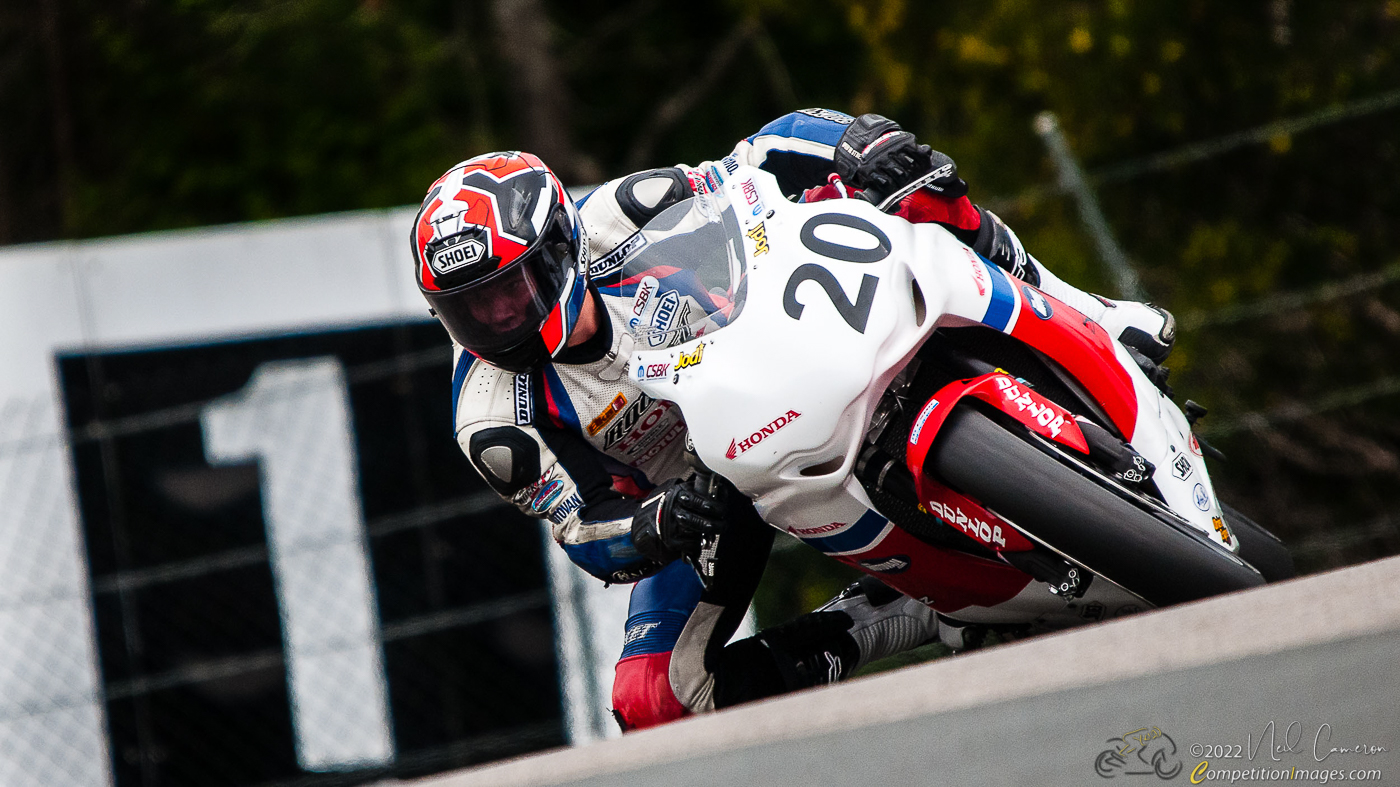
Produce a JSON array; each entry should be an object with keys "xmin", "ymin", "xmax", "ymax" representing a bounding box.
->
[{"xmin": 413, "ymin": 152, "xmax": 590, "ymax": 372}]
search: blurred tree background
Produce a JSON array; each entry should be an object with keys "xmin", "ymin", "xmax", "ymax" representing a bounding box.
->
[{"xmin": 6, "ymin": 0, "xmax": 1400, "ymax": 628}]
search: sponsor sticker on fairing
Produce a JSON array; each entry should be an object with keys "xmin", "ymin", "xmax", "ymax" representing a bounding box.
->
[
  {"xmin": 925, "ymin": 500, "xmax": 1008, "ymax": 548},
  {"xmin": 740, "ymin": 178, "xmax": 764, "ymax": 216},
  {"xmin": 745, "ymin": 222, "xmax": 771, "ymax": 256},
  {"xmin": 1211, "ymin": 515, "xmax": 1233, "ymax": 545},
  {"xmin": 1193, "ymin": 483, "xmax": 1211, "ymax": 511},
  {"xmin": 994, "ymin": 375, "xmax": 1066, "ymax": 438},
  {"xmin": 909, "ymin": 399, "xmax": 939, "ymax": 445},
  {"xmin": 1022, "ymin": 284, "xmax": 1054, "ymax": 320},
  {"xmin": 787, "ymin": 522, "xmax": 847, "ymax": 537},
  {"xmin": 674, "ymin": 344, "xmax": 704, "ymax": 371},
  {"xmin": 967, "ymin": 250, "xmax": 988, "ymax": 296},
  {"xmin": 725, "ymin": 410, "xmax": 802, "ymax": 459},
  {"xmin": 1171, "ymin": 453, "xmax": 1193, "ymax": 481}
]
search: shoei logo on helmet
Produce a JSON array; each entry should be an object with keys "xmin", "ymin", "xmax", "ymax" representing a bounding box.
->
[{"xmin": 430, "ymin": 235, "xmax": 487, "ymax": 275}]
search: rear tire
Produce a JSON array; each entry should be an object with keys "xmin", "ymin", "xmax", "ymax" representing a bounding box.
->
[{"xmin": 928, "ymin": 405, "xmax": 1265, "ymax": 607}]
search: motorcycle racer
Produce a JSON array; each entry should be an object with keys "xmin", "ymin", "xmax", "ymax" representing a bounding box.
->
[{"xmin": 411, "ymin": 109, "xmax": 1175, "ymax": 731}]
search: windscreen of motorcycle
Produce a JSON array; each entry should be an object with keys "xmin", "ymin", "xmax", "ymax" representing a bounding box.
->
[{"xmin": 619, "ymin": 191, "xmax": 748, "ymax": 349}]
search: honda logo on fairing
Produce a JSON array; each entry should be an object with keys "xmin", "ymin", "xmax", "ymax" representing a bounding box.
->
[{"xmin": 725, "ymin": 410, "xmax": 802, "ymax": 459}]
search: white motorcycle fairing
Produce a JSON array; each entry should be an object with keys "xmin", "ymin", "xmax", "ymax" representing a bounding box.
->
[{"xmin": 623, "ymin": 166, "xmax": 1231, "ymax": 627}]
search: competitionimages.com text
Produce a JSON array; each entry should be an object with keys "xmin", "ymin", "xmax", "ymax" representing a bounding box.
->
[{"xmin": 1190, "ymin": 764, "xmax": 1382, "ymax": 783}]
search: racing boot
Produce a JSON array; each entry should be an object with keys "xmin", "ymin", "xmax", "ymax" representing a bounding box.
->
[
  {"xmin": 1033, "ymin": 268, "xmax": 1177, "ymax": 394},
  {"xmin": 816, "ymin": 575, "xmax": 940, "ymax": 673},
  {"xmin": 1092, "ymin": 299, "xmax": 1176, "ymax": 396},
  {"xmin": 1093, "ymin": 298, "xmax": 1177, "ymax": 364}
]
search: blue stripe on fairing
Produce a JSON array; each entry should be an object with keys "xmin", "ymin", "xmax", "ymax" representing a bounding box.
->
[
  {"xmin": 542, "ymin": 365, "xmax": 581, "ymax": 432},
  {"xmin": 745, "ymin": 110, "xmax": 849, "ymax": 147},
  {"xmin": 981, "ymin": 260, "xmax": 1015, "ymax": 332},
  {"xmin": 450, "ymin": 349, "xmax": 477, "ymax": 428},
  {"xmin": 800, "ymin": 509, "xmax": 890, "ymax": 554},
  {"xmin": 621, "ymin": 560, "xmax": 704, "ymax": 657}
]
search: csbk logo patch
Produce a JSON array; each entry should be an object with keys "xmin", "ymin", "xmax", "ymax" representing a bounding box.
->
[
  {"xmin": 745, "ymin": 222, "xmax": 771, "ymax": 256},
  {"xmin": 632, "ymin": 275, "xmax": 658, "ymax": 317},
  {"xmin": 726, "ymin": 410, "xmax": 802, "ymax": 459}
]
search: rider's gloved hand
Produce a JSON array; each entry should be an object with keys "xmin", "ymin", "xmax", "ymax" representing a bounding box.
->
[
  {"xmin": 833, "ymin": 114, "xmax": 967, "ymax": 204},
  {"xmin": 631, "ymin": 473, "xmax": 731, "ymax": 564}
]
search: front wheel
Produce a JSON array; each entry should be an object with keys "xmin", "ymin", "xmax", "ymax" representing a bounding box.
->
[{"xmin": 927, "ymin": 404, "xmax": 1265, "ymax": 607}]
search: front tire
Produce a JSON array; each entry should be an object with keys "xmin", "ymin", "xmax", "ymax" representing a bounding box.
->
[{"xmin": 927, "ymin": 405, "xmax": 1265, "ymax": 607}]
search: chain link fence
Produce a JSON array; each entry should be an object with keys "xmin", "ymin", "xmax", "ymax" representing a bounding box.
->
[{"xmin": 0, "ymin": 322, "xmax": 567, "ymax": 787}]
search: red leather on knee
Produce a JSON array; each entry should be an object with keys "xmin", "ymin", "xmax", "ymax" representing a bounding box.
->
[{"xmin": 612, "ymin": 652, "xmax": 688, "ymax": 731}]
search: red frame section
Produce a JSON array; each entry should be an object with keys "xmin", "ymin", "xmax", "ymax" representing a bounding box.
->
[
  {"xmin": 903, "ymin": 372, "xmax": 1089, "ymax": 557},
  {"xmin": 824, "ymin": 528, "xmax": 1034, "ymax": 614},
  {"xmin": 1007, "ymin": 285, "xmax": 1139, "ymax": 440}
]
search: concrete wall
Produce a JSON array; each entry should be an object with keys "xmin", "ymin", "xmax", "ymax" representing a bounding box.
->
[{"xmin": 414, "ymin": 555, "xmax": 1400, "ymax": 787}]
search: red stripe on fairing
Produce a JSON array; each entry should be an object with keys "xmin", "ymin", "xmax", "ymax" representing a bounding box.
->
[
  {"xmin": 1008, "ymin": 285, "xmax": 1140, "ymax": 439},
  {"xmin": 540, "ymin": 301, "xmax": 566, "ymax": 354}
]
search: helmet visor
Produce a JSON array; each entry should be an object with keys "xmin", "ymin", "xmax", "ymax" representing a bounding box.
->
[{"xmin": 425, "ymin": 208, "xmax": 576, "ymax": 357}]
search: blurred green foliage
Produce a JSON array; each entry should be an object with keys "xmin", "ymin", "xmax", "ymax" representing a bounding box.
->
[{"xmin": 6, "ymin": 0, "xmax": 1400, "ymax": 625}]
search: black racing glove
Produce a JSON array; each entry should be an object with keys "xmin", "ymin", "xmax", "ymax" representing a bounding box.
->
[
  {"xmin": 833, "ymin": 113, "xmax": 968, "ymax": 206},
  {"xmin": 631, "ymin": 474, "xmax": 731, "ymax": 564}
]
